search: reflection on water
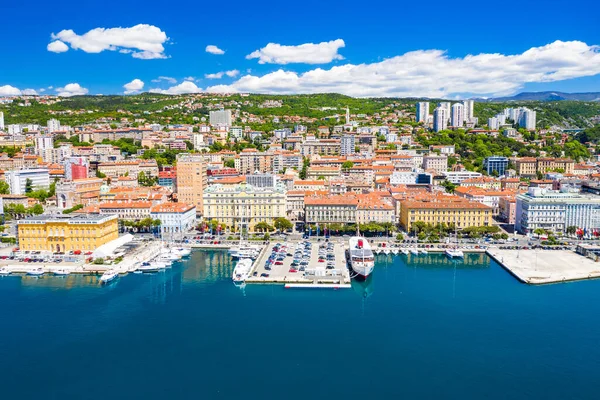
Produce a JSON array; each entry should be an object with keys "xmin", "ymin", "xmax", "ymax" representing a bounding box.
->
[
  {"xmin": 182, "ymin": 250, "xmax": 235, "ymax": 283},
  {"xmin": 376, "ymin": 252, "xmax": 491, "ymax": 269},
  {"xmin": 351, "ymin": 276, "xmax": 374, "ymax": 299}
]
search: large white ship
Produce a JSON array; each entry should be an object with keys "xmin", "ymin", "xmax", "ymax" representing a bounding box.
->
[
  {"xmin": 232, "ymin": 258, "xmax": 253, "ymax": 285},
  {"xmin": 348, "ymin": 237, "xmax": 375, "ymax": 278}
]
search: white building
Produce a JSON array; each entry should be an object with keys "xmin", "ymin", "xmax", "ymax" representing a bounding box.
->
[
  {"xmin": 6, "ymin": 168, "xmax": 50, "ymax": 195},
  {"xmin": 230, "ymin": 126, "xmax": 243, "ymax": 139},
  {"xmin": 488, "ymin": 117, "xmax": 500, "ymax": 130},
  {"xmin": 519, "ymin": 108, "xmax": 537, "ymax": 131},
  {"xmin": 451, "ymin": 103, "xmax": 464, "ymax": 128},
  {"xmin": 209, "ymin": 109, "xmax": 232, "ymax": 126},
  {"xmin": 390, "ymin": 171, "xmax": 419, "ymax": 185},
  {"xmin": 463, "ymin": 100, "xmax": 474, "ymax": 123},
  {"xmin": 47, "ymin": 118, "xmax": 61, "ymax": 133},
  {"xmin": 442, "ymin": 171, "xmax": 483, "ymax": 184},
  {"xmin": 35, "ymin": 135, "xmax": 53, "ymax": 155},
  {"xmin": 192, "ymin": 133, "xmax": 206, "ymax": 151},
  {"xmin": 438, "ymin": 102, "xmax": 451, "ymax": 121},
  {"xmin": 340, "ymin": 134, "xmax": 355, "ymax": 156},
  {"xmin": 422, "ymin": 154, "xmax": 448, "ymax": 174},
  {"xmin": 416, "ymin": 102, "xmax": 429, "ymax": 123},
  {"xmin": 433, "ymin": 107, "xmax": 448, "ymax": 132},
  {"xmin": 150, "ymin": 203, "xmax": 197, "ymax": 238},
  {"xmin": 515, "ymin": 188, "xmax": 600, "ymax": 234},
  {"xmin": 0, "ymin": 111, "xmax": 4, "ymax": 130},
  {"xmin": 7, "ymin": 124, "xmax": 21, "ymax": 135}
]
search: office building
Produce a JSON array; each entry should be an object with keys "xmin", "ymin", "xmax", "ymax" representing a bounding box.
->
[
  {"xmin": 17, "ymin": 214, "xmax": 119, "ymax": 252},
  {"xmin": 47, "ymin": 118, "xmax": 61, "ymax": 133},
  {"xmin": 433, "ymin": 107, "xmax": 448, "ymax": 132},
  {"xmin": 209, "ymin": 109, "xmax": 232, "ymax": 126},
  {"xmin": 483, "ymin": 156, "xmax": 509, "ymax": 176},
  {"xmin": 340, "ymin": 134, "xmax": 355, "ymax": 156},
  {"xmin": 150, "ymin": 202, "xmax": 197, "ymax": 237},
  {"xmin": 451, "ymin": 103, "xmax": 464, "ymax": 127},
  {"xmin": 6, "ymin": 168, "xmax": 50, "ymax": 194},
  {"xmin": 416, "ymin": 102, "xmax": 429, "ymax": 123},
  {"xmin": 515, "ymin": 188, "xmax": 600, "ymax": 234},
  {"xmin": 203, "ymin": 183, "xmax": 287, "ymax": 232},
  {"xmin": 175, "ymin": 154, "xmax": 208, "ymax": 215}
]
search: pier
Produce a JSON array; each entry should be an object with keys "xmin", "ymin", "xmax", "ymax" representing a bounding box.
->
[{"xmin": 487, "ymin": 248, "xmax": 600, "ymax": 284}]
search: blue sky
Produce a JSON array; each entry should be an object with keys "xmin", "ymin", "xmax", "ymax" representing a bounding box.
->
[{"xmin": 1, "ymin": 0, "xmax": 600, "ymax": 97}]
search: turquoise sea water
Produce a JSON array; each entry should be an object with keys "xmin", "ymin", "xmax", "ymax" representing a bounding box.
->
[{"xmin": 1, "ymin": 251, "xmax": 600, "ymax": 399}]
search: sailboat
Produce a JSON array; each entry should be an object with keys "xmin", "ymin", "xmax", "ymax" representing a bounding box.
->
[{"xmin": 445, "ymin": 222, "xmax": 464, "ymax": 259}]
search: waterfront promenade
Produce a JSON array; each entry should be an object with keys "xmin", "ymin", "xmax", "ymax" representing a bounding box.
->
[{"xmin": 487, "ymin": 248, "xmax": 600, "ymax": 284}]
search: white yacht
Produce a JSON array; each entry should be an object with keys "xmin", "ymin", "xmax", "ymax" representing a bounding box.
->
[
  {"xmin": 420, "ymin": 249, "xmax": 428, "ymax": 255},
  {"xmin": 391, "ymin": 248, "xmax": 399, "ymax": 254},
  {"xmin": 26, "ymin": 267, "xmax": 44, "ymax": 276},
  {"xmin": 173, "ymin": 247, "xmax": 191, "ymax": 257},
  {"xmin": 0, "ymin": 267, "xmax": 11, "ymax": 275},
  {"xmin": 99, "ymin": 269, "xmax": 119, "ymax": 283},
  {"xmin": 401, "ymin": 249, "xmax": 409, "ymax": 255},
  {"xmin": 410, "ymin": 248, "xmax": 419, "ymax": 255},
  {"xmin": 348, "ymin": 237, "xmax": 375, "ymax": 278},
  {"xmin": 138, "ymin": 263, "xmax": 162, "ymax": 273},
  {"xmin": 232, "ymin": 258, "xmax": 253, "ymax": 285},
  {"xmin": 445, "ymin": 248, "xmax": 464, "ymax": 258},
  {"xmin": 53, "ymin": 268, "xmax": 71, "ymax": 276},
  {"xmin": 230, "ymin": 246, "xmax": 260, "ymax": 259}
]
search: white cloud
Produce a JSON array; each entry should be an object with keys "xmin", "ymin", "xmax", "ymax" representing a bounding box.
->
[
  {"xmin": 151, "ymin": 76, "xmax": 177, "ymax": 84},
  {"xmin": 0, "ymin": 85, "xmax": 23, "ymax": 96},
  {"xmin": 39, "ymin": 88, "xmax": 46, "ymax": 93},
  {"xmin": 123, "ymin": 79, "xmax": 145, "ymax": 94},
  {"xmin": 22, "ymin": 89, "xmax": 38, "ymax": 95},
  {"xmin": 49, "ymin": 24, "xmax": 169, "ymax": 59},
  {"xmin": 205, "ymin": 45, "xmax": 225, "ymax": 55},
  {"xmin": 149, "ymin": 81, "xmax": 202, "ymax": 95},
  {"xmin": 207, "ymin": 40, "xmax": 600, "ymax": 97},
  {"xmin": 47, "ymin": 40, "xmax": 69, "ymax": 53},
  {"xmin": 56, "ymin": 83, "xmax": 89, "ymax": 97},
  {"xmin": 183, "ymin": 76, "xmax": 197, "ymax": 81},
  {"xmin": 246, "ymin": 39, "xmax": 345, "ymax": 65},
  {"xmin": 205, "ymin": 70, "xmax": 240, "ymax": 79}
]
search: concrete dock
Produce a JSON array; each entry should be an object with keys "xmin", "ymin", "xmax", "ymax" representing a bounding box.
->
[
  {"xmin": 487, "ymin": 248, "xmax": 600, "ymax": 284},
  {"xmin": 245, "ymin": 239, "xmax": 351, "ymax": 286}
]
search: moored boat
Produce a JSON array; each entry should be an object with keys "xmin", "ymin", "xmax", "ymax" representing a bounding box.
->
[
  {"xmin": 445, "ymin": 248, "xmax": 464, "ymax": 258},
  {"xmin": 26, "ymin": 267, "xmax": 44, "ymax": 276},
  {"xmin": 410, "ymin": 248, "xmax": 419, "ymax": 255},
  {"xmin": 348, "ymin": 237, "xmax": 375, "ymax": 279},
  {"xmin": 0, "ymin": 267, "xmax": 11, "ymax": 275},
  {"xmin": 99, "ymin": 269, "xmax": 118, "ymax": 283},
  {"xmin": 232, "ymin": 258, "xmax": 253, "ymax": 285},
  {"xmin": 53, "ymin": 268, "xmax": 71, "ymax": 276}
]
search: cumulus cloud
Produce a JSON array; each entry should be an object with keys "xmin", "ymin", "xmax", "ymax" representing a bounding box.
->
[
  {"xmin": 205, "ymin": 70, "xmax": 240, "ymax": 79},
  {"xmin": 47, "ymin": 40, "xmax": 69, "ymax": 53},
  {"xmin": 56, "ymin": 83, "xmax": 89, "ymax": 97},
  {"xmin": 0, "ymin": 85, "xmax": 24, "ymax": 96},
  {"xmin": 149, "ymin": 81, "xmax": 202, "ymax": 95},
  {"xmin": 207, "ymin": 40, "xmax": 600, "ymax": 97},
  {"xmin": 49, "ymin": 24, "xmax": 169, "ymax": 59},
  {"xmin": 205, "ymin": 45, "xmax": 225, "ymax": 55},
  {"xmin": 151, "ymin": 76, "xmax": 177, "ymax": 84},
  {"xmin": 0, "ymin": 85, "xmax": 38, "ymax": 96},
  {"xmin": 123, "ymin": 78, "xmax": 145, "ymax": 94},
  {"xmin": 183, "ymin": 76, "xmax": 197, "ymax": 81},
  {"xmin": 246, "ymin": 39, "xmax": 345, "ymax": 65}
]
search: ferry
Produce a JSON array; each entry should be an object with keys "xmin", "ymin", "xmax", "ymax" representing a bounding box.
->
[
  {"xmin": 348, "ymin": 237, "xmax": 375, "ymax": 279},
  {"xmin": 445, "ymin": 248, "xmax": 464, "ymax": 258},
  {"xmin": 99, "ymin": 269, "xmax": 119, "ymax": 284},
  {"xmin": 232, "ymin": 258, "xmax": 253, "ymax": 285}
]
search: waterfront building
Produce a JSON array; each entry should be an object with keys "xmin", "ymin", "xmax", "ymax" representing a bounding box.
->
[
  {"xmin": 209, "ymin": 109, "xmax": 232, "ymax": 126},
  {"xmin": 150, "ymin": 202, "xmax": 197, "ymax": 237},
  {"xmin": 176, "ymin": 154, "xmax": 208, "ymax": 215},
  {"xmin": 483, "ymin": 156, "xmax": 509, "ymax": 176},
  {"xmin": 203, "ymin": 183, "xmax": 286, "ymax": 232},
  {"xmin": 6, "ymin": 168, "xmax": 50, "ymax": 195},
  {"xmin": 433, "ymin": 107, "xmax": 448, "ymax": 132},
  {"xmin": 451, "ymin": 103, "xmax": 464, "ymax": 128},
  {"xmin": 17, "ymin": 214, "xmax": 119, "ymax": 252},
  {"xmin": 416, "ymin": 102, "xmax": 429, "ymax": 123},
  {"xmin": 304, "ymin": 194, "xmax": 357, "ymax": 225},
  {"xmin": 515, "ymin": 188, "xmax": 600, "ymax": 234},
  {"xmin": 399, "ymin": 196, "xmax": 492, "ymax": 232}
]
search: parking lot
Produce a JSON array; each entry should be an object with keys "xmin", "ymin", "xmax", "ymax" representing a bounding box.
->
[{"xmin": 246, "ymin": 239, "xmax": 350, "ymax": 284}]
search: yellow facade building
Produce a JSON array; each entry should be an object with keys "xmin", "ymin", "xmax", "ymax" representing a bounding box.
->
[
  {"xmin": 399, "ymin": 197, "xmax": 492, "ymax": 232},
  {"xmin": 202, "ymin": 183, "xmax": 286, "ymax": 232},
  {"xmin": 17, "ymin": 214, "xmax": 119, "ymax": 253}
]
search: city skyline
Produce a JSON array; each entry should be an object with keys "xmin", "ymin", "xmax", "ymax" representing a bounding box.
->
[{"xmin": 1, "ymin": 0, "xmax": 600, "ymax": 98}]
